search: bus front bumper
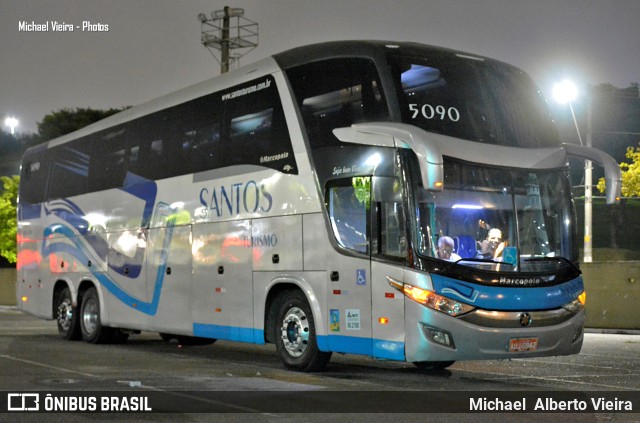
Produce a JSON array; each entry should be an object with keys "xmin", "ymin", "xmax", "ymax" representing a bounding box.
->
[{"xmin": 404, "ymin": 301, "xmax": 585, "ymax": 363}]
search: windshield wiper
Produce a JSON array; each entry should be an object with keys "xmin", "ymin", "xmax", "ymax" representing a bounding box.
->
[
  {"xmin": 441, "ymin": 257, "xmax": 515, "ymax": 272},
  {"xmin": 460, "ymin": 257, "xmax": 513, "ymax": 265},
  {"xmin": 523, "ymin": 257, "xmax": 581, "ymax": 273}
]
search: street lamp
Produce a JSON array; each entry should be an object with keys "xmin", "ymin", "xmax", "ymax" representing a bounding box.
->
[
  {"xmin": 4, "ymin": 116, "xmax": 19, "ymax": 135},
  {"xmin": 553, "ymin": 80, "xmax": 593, "ymax": 263}
]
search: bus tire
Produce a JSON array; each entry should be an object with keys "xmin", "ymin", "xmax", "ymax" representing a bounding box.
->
[
  {"xmin": 79, "ymin": 287, "xmax": 114, "ymax": 344},
  {"xmin": 274, "ymin": 290, "xmax": 331, "ymax": 372},
  {"xmin": 413, "ymin": 361, "xmax": 455, "ymax": 371},
  {"xmin": 55, "ymin": 287, "xmax": 81, "ymax": 340}
]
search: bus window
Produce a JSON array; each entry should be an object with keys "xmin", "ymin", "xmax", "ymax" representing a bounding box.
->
[
  {"xmin": 47, "ymin": 140, "xmax": 92, "ymax": 200},
  {"xmin": 126, "ymin": 109, "xmax": 175, "ymax": 181},
  {"xmin": 220, "ymin": 75, "xmax": 296, "ymax": 173},
  {"xmin": 173, "ymin": 94, "xmax": 222, "ymax": 175},
  {"xmin": 327, "ymin": 177, "xmax": 370, "ymax": 254},
  {"xmin": 93, "ymin": 127, "xmax": 128, "ymax": 191},
  {"xmin": 371, "ymin": 176, "xmax": 406, "ymax": 260},
  {"xmin": 20, "ymin": 149, "xmax": 49, "ymax": 205},
  {"xmin": 286, "ymin": 58, "xmax": 390, "ymax": 149},
  {"xmin": 388, "ymin": 53, "xmax": 559, "ymax": 148}
]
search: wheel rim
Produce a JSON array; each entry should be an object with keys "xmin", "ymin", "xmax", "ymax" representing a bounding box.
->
[
  {"xmin": 57, "ymin": 299, "xmax": 73, "ymax": 331},
  {"xmin": 82, "ymin": 298, "xmax": 98, "ymax": 335},
  {"xmin": 280, "ymin": 306, "xmax": 309, "ymax": 358}
]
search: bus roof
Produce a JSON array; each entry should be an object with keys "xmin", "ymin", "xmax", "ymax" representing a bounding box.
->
[
  {"xmin": 272, "ymin": 40, "xmax": 506, "ymax": 70},
  {"xmin": 37, "ymin": 55, "xmax": 281, "ymax": 150},
  {"xmin": 32, "ymin": 40, "xmax": 514, "ymax": 153}
]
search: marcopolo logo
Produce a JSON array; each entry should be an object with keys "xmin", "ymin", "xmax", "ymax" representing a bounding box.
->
[{"xmin": 498, "ymin": 277, "xmax": 542, "ymax": 286}]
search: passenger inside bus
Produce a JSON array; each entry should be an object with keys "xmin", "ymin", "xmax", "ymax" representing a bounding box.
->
[
  {"xmin": 436, "ymin": 236, "xmax": 461, "ymax": 262},
  {"xmin": 477, "ymin": 228, "xmax": 505, "ymax": 260}
]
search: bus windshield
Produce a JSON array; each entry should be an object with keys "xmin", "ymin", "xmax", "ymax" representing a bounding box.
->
[
  {"xmin": 388, "ymin": 51, "xmax": 559, "ymax": 148},
  {"xmin": 411, "ymin": 158, "xmax": 578, "ymax": 272}
]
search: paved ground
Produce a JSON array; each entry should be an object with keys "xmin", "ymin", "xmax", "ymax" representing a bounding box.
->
[{"xmin": 0, "ymin": 307, "xmax": 638, "ymax": 422}]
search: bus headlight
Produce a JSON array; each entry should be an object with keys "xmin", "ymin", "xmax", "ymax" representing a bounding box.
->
[
  {"xmin": 387, "ymin": 277, "xmax": 475, "ymax": 317},
  {"xmin": 562, "ymin": 290, "xmax": 586, "ymax": 314}
]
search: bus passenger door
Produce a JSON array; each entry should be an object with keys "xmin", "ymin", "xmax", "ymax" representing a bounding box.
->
[
  {"xmin": 325, "ymin": 178, "xmax": 373, "ymax": 356},
  {"xmin": 370, "ymin": 177, "xmax": 407, "ymax": 361}
]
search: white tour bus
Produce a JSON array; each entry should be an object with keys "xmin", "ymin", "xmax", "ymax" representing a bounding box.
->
[{"xmin": 17, "ymin": 41, "xmax": 621, "ymax": 371}]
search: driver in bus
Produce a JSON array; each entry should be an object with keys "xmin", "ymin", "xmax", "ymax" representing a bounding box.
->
[
  {"xmin": 436, "ymin": 236, "xmax": 461, "ymax": 262},
  {"xmin": 478, "ymin": 228, "xmax": 505, "ymax": 260}
]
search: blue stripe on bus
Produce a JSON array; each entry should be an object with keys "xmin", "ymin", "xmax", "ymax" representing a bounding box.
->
[
  {"xmin": 322, "ymin": 334, "xmax": 372, "ymax": 356},
  {"xmin": 42, "ymin": 217, "xmax": 176, "ymax": 317},
  {"xmin": 431, "ymin": 273, "xmax": 584, "ymax": 311},
  {"xmin": 190, "ymin": 325, "xmax": 406, "ymax": 361},
  {"xmin": 317, "ymin": 335, "xmax": 405, "ymax": 361},
  {"xmin": 372, "ymin": 339, "xmax": 405, "ymax": 360},
  {"xmin": 193, "ymin": 323, "xmax": 265, "ymax": 344}
]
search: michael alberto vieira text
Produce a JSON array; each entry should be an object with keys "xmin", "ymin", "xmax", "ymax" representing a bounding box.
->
[{"xmin": 470, "ymin": 396, "xmax": 633, "ymax": 412}]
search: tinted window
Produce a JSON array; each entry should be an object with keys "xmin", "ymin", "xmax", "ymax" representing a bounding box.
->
[
  {"xmin": 127, "ymin": 109, "xmax": 176, "ymax": 181},
  {"xmin": 326, "ymin": 175, "xmax": 408, "ymax": 260},
  {"xmin": 31, "ymin": 74, "xmax": 298, "ymax": 201},
  {"xmin": 220, "ymin": 76, "xmax": 296, "ymax": 172},
  {"xmin": 20, "ymin": 147, "xmax": 49, "ymax": 204},
  {"xmin": 389, "ymin": 53, "xmax": 559, "ymax": 148},
  {"xmin": 327, "ymin": 177, "xmax": 370, "ymax": 254},
  {"xmin": 286, "ymin": 58, "xmax": 390, "ymax": 150},
  {"xmin": 90, "ymin": 127, "xmax": 128, "ymax": 191},
  {"xmin": 47, "ymin": 143, "xmax": 90, "ymax": 199}
]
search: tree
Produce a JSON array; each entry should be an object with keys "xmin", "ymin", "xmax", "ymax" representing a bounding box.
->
[
  {"xmin": 37, "ymin": 107, "xmax": 127, "ymax": 142},
  {"xmin": 596, "ymin": 142, "xmax": 640, "ymax": 250},
  {"xmin": 0, "ymin": 107, "xmax": 128, "ymax": 264},
  {"xmin": 597, "ymin": 142, "xmax": 640, "ymax": 197},
  {"xmin": 0, "ymin": 175, "xmax": 19, "ymax": 263}
]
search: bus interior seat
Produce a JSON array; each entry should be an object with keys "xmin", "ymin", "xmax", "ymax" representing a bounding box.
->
[{"xmin": 453, "ymin": 235, "xmax": 477, "ymax": 259}]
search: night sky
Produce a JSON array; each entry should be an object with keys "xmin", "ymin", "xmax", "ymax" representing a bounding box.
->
[{"xmin": 2, "ymin": 0, "xmax": 639, "ymax": 134}]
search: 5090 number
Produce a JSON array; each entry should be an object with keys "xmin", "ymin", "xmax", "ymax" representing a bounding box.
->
[{"xmin": 409, "ymin": 104, "xmax": 460, "ymax": 122}]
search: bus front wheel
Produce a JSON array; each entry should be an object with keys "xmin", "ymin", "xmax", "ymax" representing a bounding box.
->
[
  {"xmin": 79, "ymin": 287, "xmax": 114, "ymax": 344},
  {"xmin": 274, "ymin": 290, "xmax": 331, "ymax": 372}
]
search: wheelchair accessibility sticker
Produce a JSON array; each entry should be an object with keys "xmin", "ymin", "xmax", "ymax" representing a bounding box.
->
[{"xmin": 356, "ymin": 269, "xmax": 366, "ymax": 286}]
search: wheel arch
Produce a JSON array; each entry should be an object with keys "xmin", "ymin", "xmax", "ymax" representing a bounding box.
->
[
  {"xmin": 52, "ymin": 279, "xmax": 73, "ymax": 318},
  {"xmin": 262, "ymin": 276, "xmax": 326, "ymax": 345}
]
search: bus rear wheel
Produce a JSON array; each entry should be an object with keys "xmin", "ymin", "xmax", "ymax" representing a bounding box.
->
[
  {"xmin": 55, "ymin": 287, "xmax": 81, "ymax": 340},
  {"xmin": 274, "ymin": 290, "xmax": 331, "ymax": 372},
  {"xmin": 79, "ymin": 287, "xmax": 114, "ymax": 344}
]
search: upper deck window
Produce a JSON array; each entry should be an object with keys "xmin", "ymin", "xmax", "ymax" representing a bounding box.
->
[
  {"xmin": 389, "ymin": 52, "xmax": 559, "ymax": 148},
  {"xmin": 286, "ymin": 58, "xmax": 390, "ymax": 150}
]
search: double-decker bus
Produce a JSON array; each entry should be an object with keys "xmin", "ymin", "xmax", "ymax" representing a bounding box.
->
[{"xmin": 17, "ymin": 41, "xmax": 621, "ymax": 371}]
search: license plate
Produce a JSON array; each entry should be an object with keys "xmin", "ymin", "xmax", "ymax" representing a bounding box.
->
[{"xmin": 509, "ymin": 337, "xmax": 538, "ymax": 352}]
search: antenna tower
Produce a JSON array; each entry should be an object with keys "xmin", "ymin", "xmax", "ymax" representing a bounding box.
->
[{"xmin": 198, "ymin": 6, "xmax": 259, "ymax": 73}]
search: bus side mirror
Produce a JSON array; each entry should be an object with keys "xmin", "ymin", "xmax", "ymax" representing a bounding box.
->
[
  {"xmin": 333, "ymin": 122, "xmax": 444, "ymax": 191},
  {"xmin": 562, "ymin": 143, "xmax": 622, "ymax": 205}
]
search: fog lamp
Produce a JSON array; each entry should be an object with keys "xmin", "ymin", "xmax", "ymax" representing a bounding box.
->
[{"xmin": 422, "ymin": 324, "xmax": 455, "ymax": 348}]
